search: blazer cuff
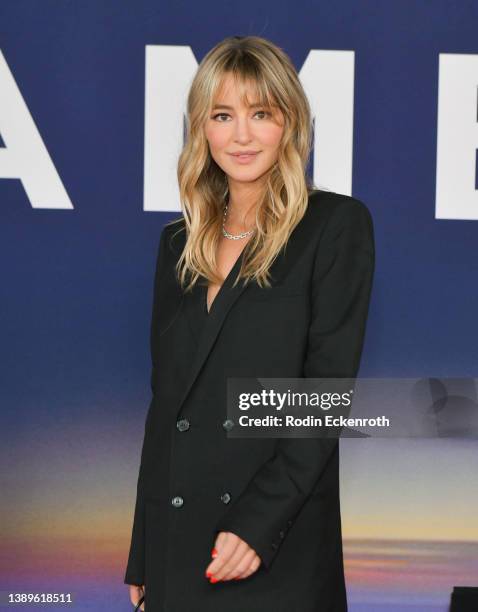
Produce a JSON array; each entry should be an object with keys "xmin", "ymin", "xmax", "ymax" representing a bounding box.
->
[{"xmin": 214, "ymin": 483, "xmax": 307, "ymax": 570}]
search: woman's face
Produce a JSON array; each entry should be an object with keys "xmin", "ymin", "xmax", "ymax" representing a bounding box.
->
[{"xmin": 204, "ymin": 73, "xmax": 285, "ymax": 187}]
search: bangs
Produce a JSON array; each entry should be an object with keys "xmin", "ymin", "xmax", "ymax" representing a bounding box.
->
[{"xmin": 211, "ymin": 62, "xmax": 280, "ymax": 113}]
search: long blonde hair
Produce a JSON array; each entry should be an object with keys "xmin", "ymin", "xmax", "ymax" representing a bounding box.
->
[{"xmin": 170, "ymin": 35, "xmax": 316, "ymax": 291}]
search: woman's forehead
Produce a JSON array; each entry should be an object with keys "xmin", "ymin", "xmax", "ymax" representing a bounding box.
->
[{"xmin": 213, "ymin": 74, "xmax": 272, "ymax": 107}]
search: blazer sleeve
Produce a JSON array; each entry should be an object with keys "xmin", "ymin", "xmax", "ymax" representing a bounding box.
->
[
  {"xmin": 214, "ymin": 198, "xmax": 375, "ymax": 570},
  {"xmin": 123, "ymin": 227, "xmax": 169, "ymax": 586}
]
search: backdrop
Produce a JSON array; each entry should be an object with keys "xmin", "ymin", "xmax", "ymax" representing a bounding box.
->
[{"xmin": 1, "ymin": 2, "xmax": 477, "ymax": 610}]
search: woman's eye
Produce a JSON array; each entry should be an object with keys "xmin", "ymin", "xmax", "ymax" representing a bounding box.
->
[
  {"xmin": 254, "ymin": 110, "xmax": 271, "ymax": 119},
  {"xmin": 211, "ymin": 110, "xmax": 272, "ymax": 122},
  {"xmin": 212, "ymin": 113, "xmax": 231, "ymax": 122}
]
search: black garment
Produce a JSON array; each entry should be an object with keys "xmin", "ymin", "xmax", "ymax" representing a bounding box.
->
[{"xmin": 124, "ymin": 189, "xmax": 375, "ymax": 612}]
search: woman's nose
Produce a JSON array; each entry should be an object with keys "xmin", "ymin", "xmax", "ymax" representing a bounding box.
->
[{"xmin": 233, "ymin": 117, "xmax": 253, "ymax": 143}]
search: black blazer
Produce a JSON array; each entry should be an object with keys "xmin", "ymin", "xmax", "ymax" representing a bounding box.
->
[{"xmin": 124, "ymin": 189, "xmax": 375, "ymax": 612}]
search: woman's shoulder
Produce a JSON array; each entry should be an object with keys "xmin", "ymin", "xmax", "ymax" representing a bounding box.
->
[
  {"xmin": 159, "ymin": 215, "xmax": 186, "ymax": 255},
  {"xmin": 305, "ymin": 188, "xmax": 374, "ymax": 258},
  {"xmin": 163, "ymin": 215, "xmax": 186, "ymax": 235},
  {"xmin": 307, "ymin": 188, "xmax": 372, "ymax": 221}
]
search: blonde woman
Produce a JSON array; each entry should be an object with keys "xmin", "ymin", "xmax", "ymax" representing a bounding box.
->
[{"xmin": 125, "ymin": 35, "xmax": 375, "ymax": 612}]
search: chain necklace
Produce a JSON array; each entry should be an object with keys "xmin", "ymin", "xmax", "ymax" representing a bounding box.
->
[{"xmin": 222, "ymin": 203, "xmax": 256, "ymax": 240}]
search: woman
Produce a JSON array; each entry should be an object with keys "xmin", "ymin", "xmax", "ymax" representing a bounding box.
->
[{"xmin": 125, "ymin": 35, "xmax": 375, "ymax": 612}]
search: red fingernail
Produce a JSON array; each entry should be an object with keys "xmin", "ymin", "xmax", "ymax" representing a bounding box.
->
[
  {"xmin": 205, "ymin": 571, "xmax": 212, "ymax": 578},
  {"xmin": 210, "ymin": 577, "xmax": 218, "ymax": 583},
  {"xmin": 211, "ymin": 548, "xmax": 218, "ymax": 558}
]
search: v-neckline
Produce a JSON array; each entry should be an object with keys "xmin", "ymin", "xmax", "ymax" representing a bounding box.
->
[{"xmin": 203, "ymin": 246, "xmax": 246, "ymax": 316}]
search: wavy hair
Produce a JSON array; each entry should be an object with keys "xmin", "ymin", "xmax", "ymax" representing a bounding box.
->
[{"xmin": 169, "ymin": 35, "xmax": 316, "ymax": 291}]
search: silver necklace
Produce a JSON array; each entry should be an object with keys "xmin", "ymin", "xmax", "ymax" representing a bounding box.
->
[{"xmin": 222, "ymin": 203, "xmax": 255, "ymax": 240}]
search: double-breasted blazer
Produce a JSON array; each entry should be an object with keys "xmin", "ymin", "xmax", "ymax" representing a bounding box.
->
[{"xmin": 124, "ymin": 189, "xmax": 375, "ymax": 612}]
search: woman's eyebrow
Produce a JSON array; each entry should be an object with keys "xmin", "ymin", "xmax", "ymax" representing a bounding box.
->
[{"xmin": 211, "ymin": 102, "xmax": 267, "ymax": 110}]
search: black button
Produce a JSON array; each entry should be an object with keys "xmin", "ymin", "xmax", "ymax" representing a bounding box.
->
[
  {"xmin": 222, "ymin": 419, "xmax": 235, "ymax": 432},
  {"xmin": 176, "ymin": 418, "xmax": 190, "ymax": 432},
  {"xmin": 220, "ymin": 492, "xmax": 231, "ymax": 504},
  {"xmin": 287, "ymin": 519, "xmax": 293, "ymax": 526},
  {"xmin": 279, "ymin": 530, "xmax": 285, "ymax": 539},
  {"xmin": 271, "ymin": 542, "xmax": 278, "ymax": 550},
  {"xmin": 171, "ymin": 496, "xmax": 184, "ymax": 508}
]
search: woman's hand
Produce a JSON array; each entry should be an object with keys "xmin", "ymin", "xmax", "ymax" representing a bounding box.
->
[
  {"xmin": 205, "ymin": 531, "xmax": 261, "ymax": 582},
  {"xmin": 128, "ymin": 584, "xmax": 145, "ymax": 610}
]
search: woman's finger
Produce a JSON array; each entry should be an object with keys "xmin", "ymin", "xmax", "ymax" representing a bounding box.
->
[
  {"xmin": 223, "ymin": 548, "xmax": 257, "ymax": 580},
  {"xmin": 129, "ymin": 585, "xmax": 145, "ymax": 610},
  {"xmin": 206, "ymin": 532, "xmax": 239, "ymax": 578},
  {"xmin": 215, "ymin": 541, "xmax": 251, "ymax": 580},
  {"xmin": 238, "ymin": 555, "xmax": 262, "ymax": 579}
]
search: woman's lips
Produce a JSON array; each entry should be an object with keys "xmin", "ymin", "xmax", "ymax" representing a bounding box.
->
[{"xmin": 229, "ymin": 152, "xmax": 260, "ymax": 164}]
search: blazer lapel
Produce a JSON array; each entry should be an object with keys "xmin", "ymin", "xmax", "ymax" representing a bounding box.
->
[
  {"xmin": 182, "ymin": 283, "xmax": 203, "ymax": 344},
  {"xmin": 176, "ymin": 207, "xmax": 316, "ymax": 418},
  {"xmin": 178, "ymin": 247, "xmax": 247, "ymax": 417}
]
